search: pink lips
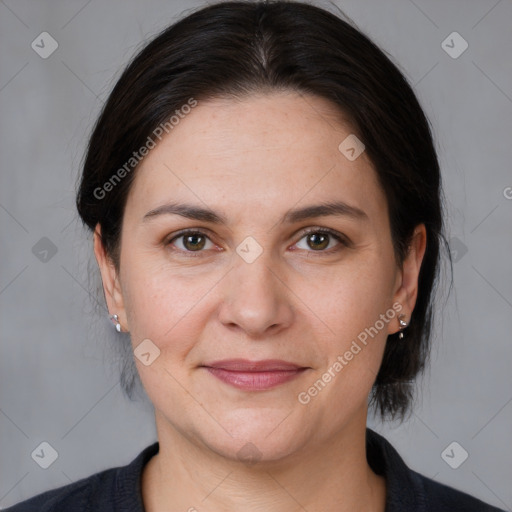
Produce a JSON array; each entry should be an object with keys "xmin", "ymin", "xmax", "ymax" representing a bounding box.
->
[{"xmin": 202, "ymin": 359, "xmax": 308, "ymax": 391}]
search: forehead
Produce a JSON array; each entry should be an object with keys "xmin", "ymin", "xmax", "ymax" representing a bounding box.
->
[{"xmin": 124, "ymin": 92, "xmax": 387, "ymax": 223}]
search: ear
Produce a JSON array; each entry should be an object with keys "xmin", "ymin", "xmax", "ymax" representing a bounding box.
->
[
  {"xmin": 389, "ymin": 224, "xmax": 427, "ymax": 334},
  {"xmin": 93, "ymin": 224, "xmax": 128, "ymax": 332}
]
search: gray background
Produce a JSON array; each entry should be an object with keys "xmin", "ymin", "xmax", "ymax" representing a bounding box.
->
[{"xmin": 1, "ymin": 0, "xmax": 511, "ymax": 509}]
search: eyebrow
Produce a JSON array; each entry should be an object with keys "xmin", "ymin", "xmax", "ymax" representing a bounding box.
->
[{"xmin": 142, "ymin": 200, "xmax": 368, "ymax": 225}]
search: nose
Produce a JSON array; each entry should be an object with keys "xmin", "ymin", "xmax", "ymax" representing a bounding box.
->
[{"xmin": 217, "ymin": 251, "xmax": 295, "ymax": 338}]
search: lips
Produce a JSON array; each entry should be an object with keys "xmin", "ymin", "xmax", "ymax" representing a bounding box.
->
[
  {"xmin": 203, "ymin": 359, "xmax": 305, "ymax": 371},
  {"xmin": 201, "ymin": 359, "xmax": 309, "ymax": 391}
]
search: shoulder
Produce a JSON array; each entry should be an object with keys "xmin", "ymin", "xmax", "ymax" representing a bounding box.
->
[
  {"xmin": 3, "ymin": 442, "xmax": 159, "ymax": 512},
  {"xmin": 366, "ymin": 428, "xmax": 506, "ymax": 512},
  {"xmin": 413, "ymin": 470, "xmax": 506, "ymax": 512},
  {"xmin": 2, "ymin": 470, "xmax": 114, "ymax": 512}
]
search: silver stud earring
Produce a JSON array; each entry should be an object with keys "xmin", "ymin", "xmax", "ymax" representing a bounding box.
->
[
  {"xmin": 398, "ymin": 314, "xmax": 408, "ymax": 339},
  {"xmin": 109, "ymin": 314, "xmax": 121, "ymax": 333}
]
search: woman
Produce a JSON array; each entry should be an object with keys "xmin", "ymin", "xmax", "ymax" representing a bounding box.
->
[{"xmin": 6, "ymin": 1, "xmax": 505, "ymax": 511}]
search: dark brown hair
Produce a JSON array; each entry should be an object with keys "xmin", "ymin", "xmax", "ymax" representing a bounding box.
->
[{"xmin": 76, "ymin": 0, "xmax": 449, "ymax": 420}]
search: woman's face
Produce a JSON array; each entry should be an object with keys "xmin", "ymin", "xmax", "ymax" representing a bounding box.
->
[{"xmin": 96, "ymin": 92, "xmax": 424, "ymax": 462}]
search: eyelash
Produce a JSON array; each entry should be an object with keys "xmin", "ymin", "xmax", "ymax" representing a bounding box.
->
[{"xmin": 165, "ymin": 227, "xmax": 350, "ymax": 257}]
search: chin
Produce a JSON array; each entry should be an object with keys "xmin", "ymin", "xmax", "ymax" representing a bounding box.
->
[
  {"xmin": 208, "ymin": 435, "xmax": 305, "ymax": 466},
  {"xmin": 195, "ymin": 408, "xmax": 314, "ymax": 465}
]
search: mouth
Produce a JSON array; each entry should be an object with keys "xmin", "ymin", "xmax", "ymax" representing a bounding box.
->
[{"xmin": 200, "ymin": 359, "xmax": 310, "ymax": 391}]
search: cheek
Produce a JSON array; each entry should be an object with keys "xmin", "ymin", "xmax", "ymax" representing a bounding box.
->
[
  {"xmin": 120, "ymin": 252, "xmax": 219, "ymax": 354},
  {"xmin": 301, "ymin": 254, "xmax": 395, "ymax": 398},
  {"xmin": 121, "ymin": 264, "xmax": 205, "ymax": 400},
  {"xmin": 300, "ymin": 293, "xmax": 390, "ymax": 426},
  {"xmin": 306, "ymin": 252, "xmax": 396, "ymax": 337}
]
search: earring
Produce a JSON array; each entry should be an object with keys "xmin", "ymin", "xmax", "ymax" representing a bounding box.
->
[
  {"xmin": 398, "ymin": 314, "xmax": 408, "ymax": 339},
  {"xmin": 109, "ymin": 314, "xmax": 122, "ymax": 333}
]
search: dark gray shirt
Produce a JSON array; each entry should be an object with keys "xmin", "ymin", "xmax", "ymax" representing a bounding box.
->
[{"xmin": 4, "ymin": 428, "xmax": 505, "ymax": 511}]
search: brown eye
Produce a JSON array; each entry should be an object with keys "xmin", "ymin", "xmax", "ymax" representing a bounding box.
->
[
  {"xmin": 167, "ymin": 230, "xmax": 214, "ymax": 254},
  {"xmin": 294, "ymin": 228, "xmax": 348, "ymax": 253},
  {"xmin": 306, "ymin": 232, "xmax": 330, "ymax": 251},
  {"xmin": 182, "ymin": 233, "xmax": 206, "ymax": 251}
]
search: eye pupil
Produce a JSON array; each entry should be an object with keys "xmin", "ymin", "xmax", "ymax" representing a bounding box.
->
[
  {"xmin": 184, "ymin": 233, "xmax": 205, "ymax": 251},
  {"xmin": 308, "ymin": 233, "xmax": 329, "ymax": 250}
]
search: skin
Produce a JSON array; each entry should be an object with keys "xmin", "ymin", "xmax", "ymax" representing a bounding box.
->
[{"xmin": 94, "ymin": 92, "xmax": 426, "ymax": 512}]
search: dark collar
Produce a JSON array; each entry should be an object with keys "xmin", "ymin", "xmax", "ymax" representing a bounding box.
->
[
  {"xmin": 118, "ymin": 428, "xmax": 426, "ymax": 512},
  {"xmin": 366, "ymin": 428, "xmax": 427, "ymax": 511}
]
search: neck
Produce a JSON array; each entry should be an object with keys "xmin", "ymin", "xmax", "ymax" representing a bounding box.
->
[{"xmin": 142, "ymin": 411, "xmax": 386, "ymax": 512}]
